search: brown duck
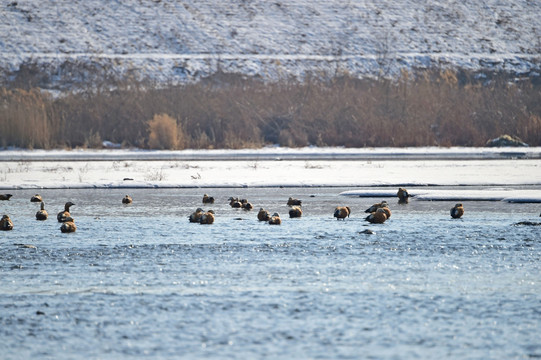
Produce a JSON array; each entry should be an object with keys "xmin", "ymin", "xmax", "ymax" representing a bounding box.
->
[
  {"xmin": 334, "ymin": 206, "xmax": 351, "ymax": 220},
  {"xmin": 229, "ymin": 197, "xmax": 242, "ymax": 208},
  {"xmin": 269, "ymin": 213, "xmax": 282, "ymax": 225},
  {"xmin": 365, "ymin": 201, "xmax": 388, "ymax": 213},
  {"xmin": 36, "ymin": 202, "xmax": 48, "ymax": 221},
  {"xmin": 0, "ymin": 215, "xmax": 14, "ymax": 230},
  {"xmin": 60, "ymin": 217, "xmax": 77, "ymax": 233},
  {"xmin": 200, "ymin": 210, "xmax": 215, "ymax": 225},
  {"xmin": 30, "ymin": 194, "xmax": 43, "ymax": 202},
  {"xmin": 189, "ymin": 208, "xmax": 204, "ymax": 223},
  {"xmin": 57, "ymin": 202, "xmax": 75, "ymax": 222},
  {"xmin": 202, "ymin": 194, "xmax": 215, "ymax": 204},
  {"xmin": 287, "ymin": 197, "xmax": 302, "ymax": 206},
  {"xmin": 450, "ymin": 203, "xmax": 464, "ymax": 219},
  {"xmin": 397, "ymin": 188, "xmax": 409, "ymax": 204},
  {"xmin": 289, "ymin": 206, "xmax": 303, "ymax": 218},
  {"xmin": 365, "ymin": 208, "xmax": 388, "ymax": 224},
  {"xmin": 257, "ymin": 208, "xmax": 271, "ymax": 221}
]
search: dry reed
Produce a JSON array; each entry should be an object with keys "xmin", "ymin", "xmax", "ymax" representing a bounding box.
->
[{"xmin": 0, "ymin": 68, "xmax": 540, "ymax": 149}]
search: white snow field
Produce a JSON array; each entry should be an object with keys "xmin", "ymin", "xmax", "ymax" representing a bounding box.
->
[{"xmin": 1, "ymin": 147, "xmax": 540, "ymax": 202}]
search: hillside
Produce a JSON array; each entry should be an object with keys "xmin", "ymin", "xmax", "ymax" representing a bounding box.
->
[{"xmin": 1, "ymin": 0, "xmax": 540, "ymax": 89}]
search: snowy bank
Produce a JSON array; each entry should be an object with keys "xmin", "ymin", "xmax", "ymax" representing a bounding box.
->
[
  {"xmin": 1, "ymin": 146, "xmax": 540, "ymax": 161},
  {"xmin": 1, "ymin": 148, "xmax": 540, "ymax": 204},
  {"xmin": 340, "ymin": 189, "xmax": 541, "ymax": 203}
]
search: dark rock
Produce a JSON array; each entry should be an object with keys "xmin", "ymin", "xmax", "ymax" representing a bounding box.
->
[
  {"xmin": 513, "ymin": 221, "xmax": 541, "ymax": 226},
  {"xmin": 486, "ymin": 134, "xmax": 528, "ymax": 147},
  {"xmin": 360, "ymin": 229, "xmax": 375, "ymax": 234}
]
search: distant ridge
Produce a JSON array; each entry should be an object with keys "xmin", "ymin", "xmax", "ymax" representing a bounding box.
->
[{"xmin": 1, "ymin": 0, "xmax": 540, "ymax": 88}]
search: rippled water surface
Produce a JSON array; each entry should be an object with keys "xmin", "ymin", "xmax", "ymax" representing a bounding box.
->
[{"xmin": 1, "ymin": 187, "xmax": 540, "ymax": 359}]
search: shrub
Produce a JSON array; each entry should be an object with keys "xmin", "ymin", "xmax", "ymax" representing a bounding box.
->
[{"xmin": 147, "ymin": 114, "xmax": 180, "ymax": 149}]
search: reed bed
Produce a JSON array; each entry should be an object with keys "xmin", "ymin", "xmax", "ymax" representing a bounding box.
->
[{"xmin": 1, "ymin": 68, "xmax": 539, "ymax": 149}]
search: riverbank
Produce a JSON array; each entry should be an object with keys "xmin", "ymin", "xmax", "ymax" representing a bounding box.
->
[{"xmin": 1, "ymin": 148, "xmax": 540, "ymax": 193}]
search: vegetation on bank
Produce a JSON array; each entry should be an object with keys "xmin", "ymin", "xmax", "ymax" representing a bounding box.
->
[{"xmin": 1, "ymin": 69, "xmax": 540, "ymax": 149}]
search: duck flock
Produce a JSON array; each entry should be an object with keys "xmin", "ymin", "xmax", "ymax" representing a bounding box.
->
[
  {"xmin": 2, "ymin": 186, "xmax": 539, "ymax": 232},
  {"xmin": 0, "ymin": 187, "xmax": 472, "ymax": 232},
  {"xmin": 0, "ymin": 194, "xmax": 78, "ymax": 233},
  {"xmin": 184, "ymin": 188, "xmax": 472, "ymax": 226}
]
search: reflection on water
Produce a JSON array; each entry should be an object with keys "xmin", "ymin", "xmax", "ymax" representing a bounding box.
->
[{"xmin": 1, "ymin": 187, "xmax": 540, "ymax": 359}]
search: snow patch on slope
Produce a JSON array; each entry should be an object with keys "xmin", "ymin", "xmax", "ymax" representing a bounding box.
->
[{"xmin": 1, "ymin": 0, "xmax": 540, "ymax": 88}]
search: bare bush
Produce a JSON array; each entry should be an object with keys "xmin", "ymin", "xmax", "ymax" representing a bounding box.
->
[{"xmin": 144, "ymin": 169, "xmax": 167, "ymax": 181}]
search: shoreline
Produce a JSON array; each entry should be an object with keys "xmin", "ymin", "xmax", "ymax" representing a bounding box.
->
[
  {"xmin": 1, "ymin": 147, "xmax": 541, "ymax": 162},
  {"xmin": 1, "ymin": 149, "xmax": 540, "ymax": 193}
]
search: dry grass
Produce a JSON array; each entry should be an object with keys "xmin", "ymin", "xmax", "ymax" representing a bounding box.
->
[
  {"xmin": 0, "ymin": 88, "xmax": 52, "ymax": 148},
  {"xmin": 1, "ymin": 68, "xmax": 540, "ymax": 148}
]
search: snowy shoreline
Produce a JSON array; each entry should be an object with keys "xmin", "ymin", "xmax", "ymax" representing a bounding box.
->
[
  {"xmin": 1, "ymin": 146, "xmax": 540, "ymax": 161},
  {"xmin": 1, "ymin": 148, "xmax": 540, "ymax": 203}
]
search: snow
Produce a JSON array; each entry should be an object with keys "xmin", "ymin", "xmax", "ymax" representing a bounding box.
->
[
  {"xmin": 1, "ymin": 146, "xmax": 540, "ymax": 161},
  {"xmin": 340, "ymin": 189, "xmax": 541, "ymax": 203},
  {"xmin": 1, "ymin": 0, "xmax": 540, "ymax": 88},
  {"xmin": 1, "ymin": 147, "xmax": 540, "ymax": 202}
]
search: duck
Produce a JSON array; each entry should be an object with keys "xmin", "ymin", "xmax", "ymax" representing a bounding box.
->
[
  {"xmin": 228, "ymin": 197, "xmax": 242, "ymax": 208},
  {"xmin": 241, "ymin": 200, "xmax": 253, "ymax": 211},
  {"xmin": 289, "ymin": 206, "xmax": 303, "ymax": 218},
  {"xmin": 365, "ymin": 208, "xmax": 388, "ymax": 224},
  {"xmin": 189, "ymin": 208, "xmax": 204, "ymax": 223},
  {"xmin": 60, "ymin": 217, "xmax": 77, "ymax": 233},
  {"xmin": 200, "ymin": 210, "xmax": 215, "ymax": 225},
  {"xmin": 334, "ymin": 206, "xmax": 351, "ymax": 220},
  {"xmin": 365, "ymin": 200, "xmax": 388, "ymax": 213},
  {"xmin": 287, "ymin": 197, "xmax": 302, "ymax": 206},
  {"xmin": 202, "ymin": 194, "xmax": 215, "ymax": 204},
  {"xmin": 0, "ymin": 215, "xmax": 14, "ymax": 230},
  {"xmin": 36, "ymin": 202, "xmax": 48, "ymax": 221},
  {"xmin": 57, "ymin": 202, "xmax": 75, "ymax": 222},
  {"xmin": 450, "ymin": 203, "xmax": 464, "ymax": 219},
  {"xmin": 0, "ymin": 194, "xmax": 13, "ymax": 201},
  {"xmin": 257, "ymin": 208, "xmax": 271, "ymax": 221},
  {"xmin": 269, "ymin": 213, "xmax": 282, "ymax": 225},
  {"xmin": 397, "ymin": 188, "xmax": 409, "ymax": 204},
  {"xmin": 381, "ymin": 206, "xmax": 392, "ymax": 219},
  {"xmin": 30, "ymin": 194, "xmax": 43, "ymax": 202},
  {"xmin": 122, "ymin": 195, "xmax": 133, "ymax": 204}
]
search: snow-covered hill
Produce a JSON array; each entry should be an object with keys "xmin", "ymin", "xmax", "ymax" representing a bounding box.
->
[{"xmin": 2, "ymin": 0, "xmax": 540, "ymax": 87}]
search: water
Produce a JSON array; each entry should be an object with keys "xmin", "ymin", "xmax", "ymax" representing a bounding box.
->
[{"xmin": 1, "ymin": 187, "xmax": 540, "ymax": 359}]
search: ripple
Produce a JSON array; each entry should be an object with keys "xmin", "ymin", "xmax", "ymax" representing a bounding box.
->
[{"xmin": 0, "ymin": 187, "xmax": 540, "ymax": 359}]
